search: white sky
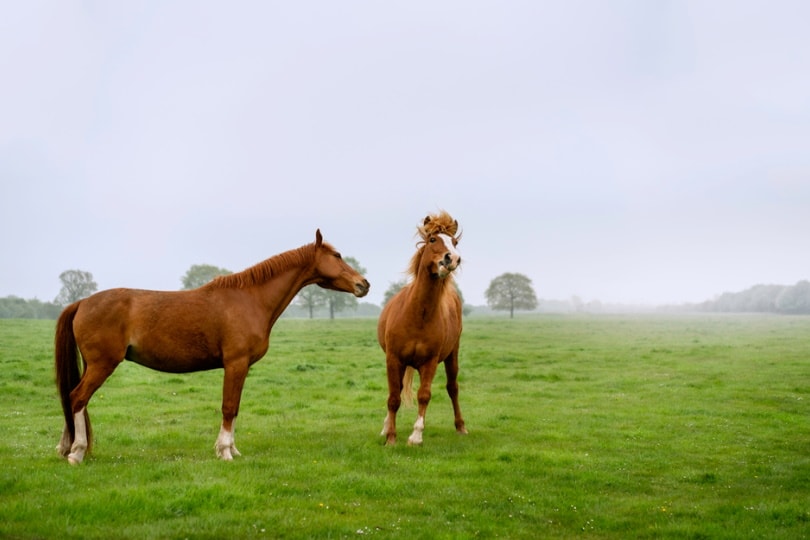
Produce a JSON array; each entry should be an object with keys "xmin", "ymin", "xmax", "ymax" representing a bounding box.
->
[{"xmin": 2, "ymin": 1, "xmax": 809, "ymax": 307}]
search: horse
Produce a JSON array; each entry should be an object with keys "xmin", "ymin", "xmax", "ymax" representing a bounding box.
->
[
  {"xmin": 55, "ymin": 229, "xmax": 369, "ymax": 464},
  {"xmin": 377, "ymin": 211, "xmax": 468, "ymax": 445}
]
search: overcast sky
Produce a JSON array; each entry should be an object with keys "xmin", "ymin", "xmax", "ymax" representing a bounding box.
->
[{"xmin": 2, "ymin": 1, "xmax": 809, "ymax": 308}]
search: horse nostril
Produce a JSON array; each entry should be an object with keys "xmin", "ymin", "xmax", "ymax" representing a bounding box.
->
[{"xmin": 443, "ymin": 254, "xmax": 452, "ymax": 265}]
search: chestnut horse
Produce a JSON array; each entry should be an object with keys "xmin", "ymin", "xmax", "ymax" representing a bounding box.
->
[
  {"xmin": 55, "ymin": 230, "xmax": 369, "ymax": 464},
  {"xmin": 377, "ymin": 212, "xmax": 468, "ymax": 445}
]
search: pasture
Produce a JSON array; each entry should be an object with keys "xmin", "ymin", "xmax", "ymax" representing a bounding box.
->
[{"xmin": 0, "ymin": 314, "xmax": 808, "ymax": 539}]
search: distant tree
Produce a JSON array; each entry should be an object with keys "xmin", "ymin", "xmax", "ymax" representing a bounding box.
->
[
  {"xmin": 323, "ymin": 256, "xmax": 366, "ymax": 319},
  {"xmin": 296, "ymin": 286, "xmax": 328, "ymax": 318},
  {"xmin": 0, "ymin": 296, "xmax": 33, "ymax": 318},
  {"xmin": 700, "ymin": 282, "xmax": 804, "ymax": 313},
  {"xmin": 485, "ymin": 272, "xmax": 538, "ymax": 318},
  {"xmin": 54, "ymin": 270, "xmax": 98, "ymax": 306},
  {"xmin": 382, "ymin": 280, "xmax": 407, "ymax": 307},
  {"xmin": 776, "ymin": 280, "xmax": 810, "ymax": 314},
  {"xmin": 747, "ymin": 284, "xmax": 786, "ymax": 312},
  {"xmin": 455, "ymin": 285, "xmax": 473, "ymax": 316},
  {"xmin": 181, "ymin": 264, "xmax": 232, "ymax": 290},
  {"xmin": 1, "ymin": 296, "xmax": 62, "ymax": 319}
]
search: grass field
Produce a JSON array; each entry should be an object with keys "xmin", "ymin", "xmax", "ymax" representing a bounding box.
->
[{"xmin": 0, "ymin": 314, "xmax": 808, "ymax": 539}]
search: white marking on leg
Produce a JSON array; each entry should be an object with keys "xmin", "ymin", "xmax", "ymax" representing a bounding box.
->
[
  {"xmin": 215, "ymin": 424, "xmax": 236, "ymax": 460},
  {"xmin": 381, "ymin": 412, "xmax": 393, "ymax": 437},
  {"xmin": 67, "ymin": 408, "xmax": 87, "ymax": 465},
  {"xmin": 407, "ymin": 415, "xmax": 425, "ymax": 446}
]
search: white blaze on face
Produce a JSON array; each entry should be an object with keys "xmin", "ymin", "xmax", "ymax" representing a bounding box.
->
[{"xmin": 438, "ymin": 233, "xmax": 460, "ymax": 269}]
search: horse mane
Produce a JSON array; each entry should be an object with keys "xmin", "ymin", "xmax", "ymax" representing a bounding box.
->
[
  {"xmin": 406, "ymin": 210, "xmax": 461, "ymax": 280},
  {"xmin": 417, "ymin": 210, "xmax": 459, "ymax": 240},
  {"xmin": 206, "ymin": 243, "xmax": 316, "ymax": 289}
]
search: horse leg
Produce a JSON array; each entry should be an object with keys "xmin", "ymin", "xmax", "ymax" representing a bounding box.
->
[
  {"xmin": 64, "ymin": 358, "xmax": 120, "ymax": 464},
  {"xmin": 444, "ymin": 350, "xmax": 468, "ymax": 435},
  {"xmin": 382, "ymin": 358, "xmax": 406, "ymax": 445},
  {"xmin": 216, "ymin": 360, "xmax": 249, "ymax": 460},
  {"xmin": 408, "ymin": 362, "xmax": 439, "ymax": 446}
]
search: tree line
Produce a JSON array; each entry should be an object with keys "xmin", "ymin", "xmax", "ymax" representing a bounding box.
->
[
  {"xmin": 7, "ymin": 273, "xmax": 810, "ymax": 318},
  {"xmin": 696, "ymin": 280, "xmax": 810, "ymax": 314},
  {"xmin": 2, "ymin": 262, "xmax": 541, "ymax": 319}
]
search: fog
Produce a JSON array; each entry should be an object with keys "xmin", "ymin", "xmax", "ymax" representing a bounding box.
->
[{"xmin": 2, "ymin": 1, "xmax": 809, "ymax": 307}]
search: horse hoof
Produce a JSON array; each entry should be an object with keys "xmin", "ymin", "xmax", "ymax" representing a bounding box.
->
[
  {"xmin": 457, "ymin": 427, "xmax": 468, "ymax": 435},
  {"xmin": 67, "ymin": 455, "xmax": 81, "ymax": 465}
]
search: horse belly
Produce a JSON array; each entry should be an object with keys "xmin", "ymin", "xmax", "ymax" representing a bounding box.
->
[{"xmin": 125, "ymin": 339, "xmax": 224, "ymax": 373}]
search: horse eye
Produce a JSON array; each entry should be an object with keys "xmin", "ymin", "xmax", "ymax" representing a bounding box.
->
[
  {"xmin": 334, "ymin": 252, "xmax": 342, "ymax": 259},
  {"xmin": 429, "ymin": 237, "xmax": 436, "ymax": 243}
]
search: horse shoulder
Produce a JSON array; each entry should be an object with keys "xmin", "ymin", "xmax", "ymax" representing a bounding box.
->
[{"xmin": 202, "ymin": 288, "xmax": 271, "ymax": 360}]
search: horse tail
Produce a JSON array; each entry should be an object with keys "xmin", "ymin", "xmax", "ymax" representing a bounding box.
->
[
  {"xmin": 54, "ymin": 302, "xmax": 91, "ymax": 453},
  {"xmin": 402, "ymin": 366, "xmax": 416, "ymax": 407}
]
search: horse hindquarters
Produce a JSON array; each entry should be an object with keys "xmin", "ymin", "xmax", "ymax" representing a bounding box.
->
[
  {"xmin": 54, "ymin": 302, "xmax": 90, "ymax": 459},
  {"xmin": 55, "ymin": 300, "xmax": 124, "ymax": 464}
]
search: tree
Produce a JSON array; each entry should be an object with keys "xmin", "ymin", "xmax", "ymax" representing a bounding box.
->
[
  {"xmin": 181, "ymin": 264, "xmax": 232, "ymax": 290},
  {"xmin": 54, "ymin": 270, "xmax": 98, "ymax": 306},
  {"xmin": 454, "ymin": 285, "xmax": 473, "ymax": 316},
  {"xmin": 382, "ymin": 280, "xmax": 407, "ymax": 307},
  {"xmin": 485, "ymin": 272, "xmax": 538, "ymax": 318},
  {"xmin": 323, "ymin": 256, "xmax": 366, "ymax": 319},
  {"xmin": 296, "ymin": 256, "xmax": 367, "ymax": 319},
  {"xmin": 296, "ymin": 286, "xmax": 327, "ymax": 318},
  {"xmin": 776, "ymin": 280, "xmax": 810, "ymax": 314}
]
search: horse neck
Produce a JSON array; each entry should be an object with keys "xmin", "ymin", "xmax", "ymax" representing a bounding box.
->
[
  {"xmin": 252, "ymin": 265, "xmax": 317, "ymax": 327},
  {"xmin": 405, "ymin": 270, "xmax": 453, "ymax": 322}
]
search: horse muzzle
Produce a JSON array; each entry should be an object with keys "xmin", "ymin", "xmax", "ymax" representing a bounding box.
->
[
  {"xmin": 354, "ymin": 279, "xmax": 370, "ymax": 297},
  {"xmin": 438, "ymin": 253, "xmax": 460, "ymax": 276},
  {"xmin": 437, "ymin": 262, "xmax": 459, "ymax": 279}
]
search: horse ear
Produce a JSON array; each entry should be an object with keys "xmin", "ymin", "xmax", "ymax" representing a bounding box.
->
[
  {"xmin": 423, "ymin": 216, "xmax": 432, "ymax": 226},
  {"xmin": 315, "ymin": 229, "xmax": 323, "ymax": 247}
]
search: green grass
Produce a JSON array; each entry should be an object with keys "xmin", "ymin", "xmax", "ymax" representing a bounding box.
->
[{"xmin": 0, "ymin": 314, "xmax": 808, "ymax": 539}]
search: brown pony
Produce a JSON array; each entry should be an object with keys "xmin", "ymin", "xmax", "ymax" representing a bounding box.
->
[
  {"xmin": 377, "ymin": 211, "xmax": 468, "ymax": 445},
  {"xmin": 55, "ymin": 230, "xmax": 369, "ymax": 464}
]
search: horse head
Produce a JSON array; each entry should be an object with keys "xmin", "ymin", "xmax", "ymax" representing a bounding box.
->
[
  {"xmin": 312, "ymin": 229, "xmax": 370, "ymax": 297},
  {"xmin": 418, "ymin": 212, "xmax": 461, "ymax": 279}
]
